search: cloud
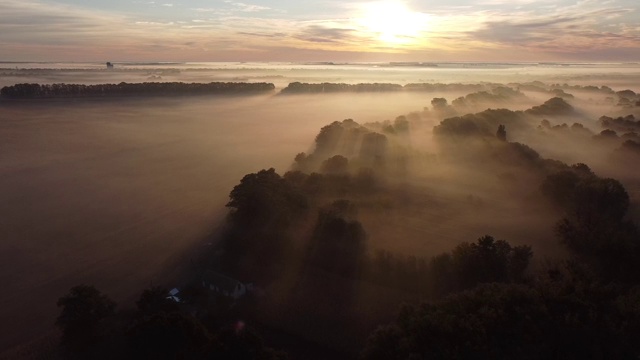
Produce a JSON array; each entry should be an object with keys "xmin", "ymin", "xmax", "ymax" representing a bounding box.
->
[
  {"xmin": 0, "ymin": 0, "xmax": 637, "ymax": 61},
  {"xmin": 224, "ymin": 1, "xmax": 270, "ymax": 12},
  {"xmin": 468, "ymin": 2, "xmax": 640, "ymax": 52},
  {"xmin": 477, "ymin": 0, "xmax": 555, "ymax": 5},
  {"xmin": 294, "ymin": 25, "xmax": 357, "ymax": 43},
  {"xmin": 191, "ymin": 7, "xmax": 227, "ymax": 15},
  {"xmin": 237, "ymin": 31, "xmax": 287, "ymax": 38},
  {"xmin": 0, "ymin": 0, "xmax": 124, "ymax": 45}
]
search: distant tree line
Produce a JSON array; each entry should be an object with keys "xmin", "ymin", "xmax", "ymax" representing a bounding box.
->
[
  {"xmin": 510, "ymin": 83, "xmax": 575, "ymax": 99},
  {"xmin": 600, "ymin": 114, "xmax": 640, "ymax": 132},
  {"xmin": 281, "ymin": 82, "xmax": 403, "ymax": 93},
  {"xmin": 281, "ymin": 82, "xmax": 507, "ymax": 94},
  {"xmin": 451, "ymin": 87, "xmax": 527, "ymax": 108},
  {"xmin": 525, "ymin": 97, "xmax": 575, "ymax": 116},
  {"xmin": 279, "ymin": 81, "xmax": 633, "ymax": 96},
  {"xmin": 550, "ymin": 83, "xmax": 616, "ymax": 94},
  {"xmin": 403, "ymin": 83, "xmax": 488, "ymax": 92},
  {"xmin": 0, "ymin": 82, "xmax": 275, "ymax": 99}
]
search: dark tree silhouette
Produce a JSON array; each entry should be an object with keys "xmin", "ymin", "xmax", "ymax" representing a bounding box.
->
[
  {"xmin": 431, "ymin": 97, "xmax": 448, "ymax": 109},
  {"xmin": 281, "ymin": 82, "xmax": 402, "ymax": 93},
  {"xmin": 128, "ymin": 312, "xmax": 211, "ymax": 360},
  {"xmin": 0, "ymin": 82, "xmax": 275, "ymax": 98},
  {"xmin": 496, "ymin": 124, "xmax": 507, "ymax": 141},
  {"xmin": 136, "ymin": 287, "xmax": 179, "ymax": 316},
  {"xmin": 361, "ymin": 281, "xmax": 640, "ymax": 360},
  {"xmin": 541, "ymin": 170, "xmax": 581, "ymax": 209},
  {"xmin": 321, "ymin": 155, "xmax": 349, "ymax": 175},
  {"xmin": 56, "ymin": 285, "xmax": 116, "ymax": 348},
  {"xmin": 223, "ymin": 168, "xmax": 308, "ymax": 278},
  {"xmin": 213, "ymin": 324, "xmax": 288, "ymax": 360},
  {"xmin": 315, "ymin": 121, "xmax": 348, "ymax": 155},
  {"xmin": 446, "ymin": 235, "xmax": 532, "ymax": 291},
  {"xmin": 226, "ymin": 168, "xmax": 308, "ymax": 229},
  {"xmin": 542, "ymin": 169, "xmax": 640, "ymax": 281},
  {"xmin": 310, "ymin": 202, "xmax": 367, "ymax": 277},
  {"xmin": 365, "ymin": 235, "xmax": 531, "ymax": 297},
  {"xmin": 525, "ymin": 97, "xmax": 574, "ymax": 116}
]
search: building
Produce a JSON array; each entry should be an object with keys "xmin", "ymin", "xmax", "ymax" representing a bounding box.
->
[
  {"xmin": 202, "ymin": 270, "xmax": 249, "ymax": 299},
  {"xmin": 166, "ymin": 288, "xmax": 181, "ymax": 303},
  {"xmin": 106, "ymin": 62, "xmax": 114, "ymax": 69}
]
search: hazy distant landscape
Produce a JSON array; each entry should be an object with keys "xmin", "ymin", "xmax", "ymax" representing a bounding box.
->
[
  {"xmin": 2, "ymin": 0, "xmax": 640, "ymax": 355},
  {"xmin": 2, "ymin": 62, "xmax": 640, "ymax": 358},
  {"xmin": 3, "ymin": 61, "xmax": 640, "ymax": 89}
]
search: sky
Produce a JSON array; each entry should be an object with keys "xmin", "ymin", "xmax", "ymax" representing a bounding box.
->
[{"xmin": 0, "ymin": 0, "xmax": 638, "ymax": 62}]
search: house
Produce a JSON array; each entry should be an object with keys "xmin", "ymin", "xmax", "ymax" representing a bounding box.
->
[
  {"xmin": 202, "ymin": 270, "xmax": 249, "ymax": 299},
  {"xmin": 166, "ymin": 288, "xmax": 181, "ymax": 303}
]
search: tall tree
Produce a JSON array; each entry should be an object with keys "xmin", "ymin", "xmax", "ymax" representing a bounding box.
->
[{"xmin": 56, "ymin": 285, "xmax": 116, "ymax": 348}]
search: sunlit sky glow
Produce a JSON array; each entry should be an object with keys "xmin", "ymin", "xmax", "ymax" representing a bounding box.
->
[{"xmin": 0, "ymin": 0, "xmax": 638, "ymax": 62}]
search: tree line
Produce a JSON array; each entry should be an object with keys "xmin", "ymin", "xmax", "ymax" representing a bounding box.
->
[
  {"xmin": 360, "ymin": 121, "xmax": 640, "ymax": 359},
  {"xmin": 55, "ymin": 284, "xmax": 287, "ymax": 360},
  {"xmin": 0, "ymin": 82, "xmax": 275, "ymax": 98}
]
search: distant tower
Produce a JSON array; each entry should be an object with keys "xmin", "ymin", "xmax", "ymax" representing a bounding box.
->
[{"xmin": 106, "ymin": 62, "xmax": 114, "ymax": 69}]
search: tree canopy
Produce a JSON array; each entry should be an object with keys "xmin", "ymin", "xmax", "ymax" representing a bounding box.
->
[{"xmin": 56, "ymin": 285, "xmax": 116, "ymax": 348}]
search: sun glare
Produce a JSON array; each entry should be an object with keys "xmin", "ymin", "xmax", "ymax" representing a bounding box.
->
[{"xmin": 359, "ymin": 1, "xmax": 430, "ymax": 45}]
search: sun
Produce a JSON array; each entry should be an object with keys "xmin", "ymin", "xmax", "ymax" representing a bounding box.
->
[{"xmin": 359, "ymin": 1, "xmax": 429, "ymax": 45}]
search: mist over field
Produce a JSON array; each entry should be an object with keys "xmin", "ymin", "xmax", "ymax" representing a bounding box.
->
[
  {"xmin": 3, "ymin": 62, "xmax": 640, "ymax": 90},
  {"xmin": 2, "ymin": 63, "xmax": 640, "ymax": 358},
  {"xmin": 0, "ymin": 89, "xmax": 451, "ymax": 350}
]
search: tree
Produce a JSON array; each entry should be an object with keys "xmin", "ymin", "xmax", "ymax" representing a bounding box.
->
[
  {"xmin": 496, "ymin": 124, "xmax": 507, "ymax": 141},
  {"xmin": 541, "ymin": 170, "xmax": 580, "ymax": 209},
  {"xmin": 360, "ymin": 132, "xmax": 388, "ymax": 165},
  {"xmin": 136, "ymin": 287, "xmax": 179, "ymax": 316},
  {"xmin": 310, "ymin": 201, "xmax": 367, "ymax": 277},
  {"xmin": 128, "ymin": 312, "xmax": 211, "ymax": 360},
  {"xmin": 525, "ymin": 97, "xmax": 574, "ymax": 116},
  {"xmin": 431, "ymin": 97, "xmax": 448, "ymax": 109},
  {"xmin": 226, "ymin": 168, "xmax": 308, "ymax": 229},
  {"xmin": 213, "ymin": 324, "xmax": 288, "ymax": 360},
  {"xmin": 543, "ymin": 170, "xmax": 640, "ymax": 281},
  {"xmin": 224, "ymin": 168, "xmax": 308, "ymax": 278},
  {"xmin": 321, "ymin": 155, "xmax": 349, "ymax": 174},
  {"xmin": 56, "ymin": 285, "xmax": 116, "ymax": 347},
  {"xmin": 448, "ymin": 235, "xmax": 531, "ymax": 291},
  {"xmin": 315, "ymin": 121, "xmax": 347, "ymax": 155},
  {"xmin": 572, "ymin": 178, "xmax": 629, "ymax": 224},
  {"xmin": 361, "ymin": 282, "xmax": 640, "ymax": 360}
]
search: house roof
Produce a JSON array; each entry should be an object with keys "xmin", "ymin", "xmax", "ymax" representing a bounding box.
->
[{"xmin": 202, "ymin": 270, "xmax": 242, "ymax": 292}]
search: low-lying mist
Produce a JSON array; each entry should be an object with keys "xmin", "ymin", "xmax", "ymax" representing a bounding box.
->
[
  {"xmin": 207, "ymin": 81, "xmax": 640, "ymax": 354},
  {"xmin": 1, "ymin": 73, "xmax": 640, "ymax": 356},
  {"xmin": 0, "ymin": 92, "xmax": 442, "ymax": 350}
]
